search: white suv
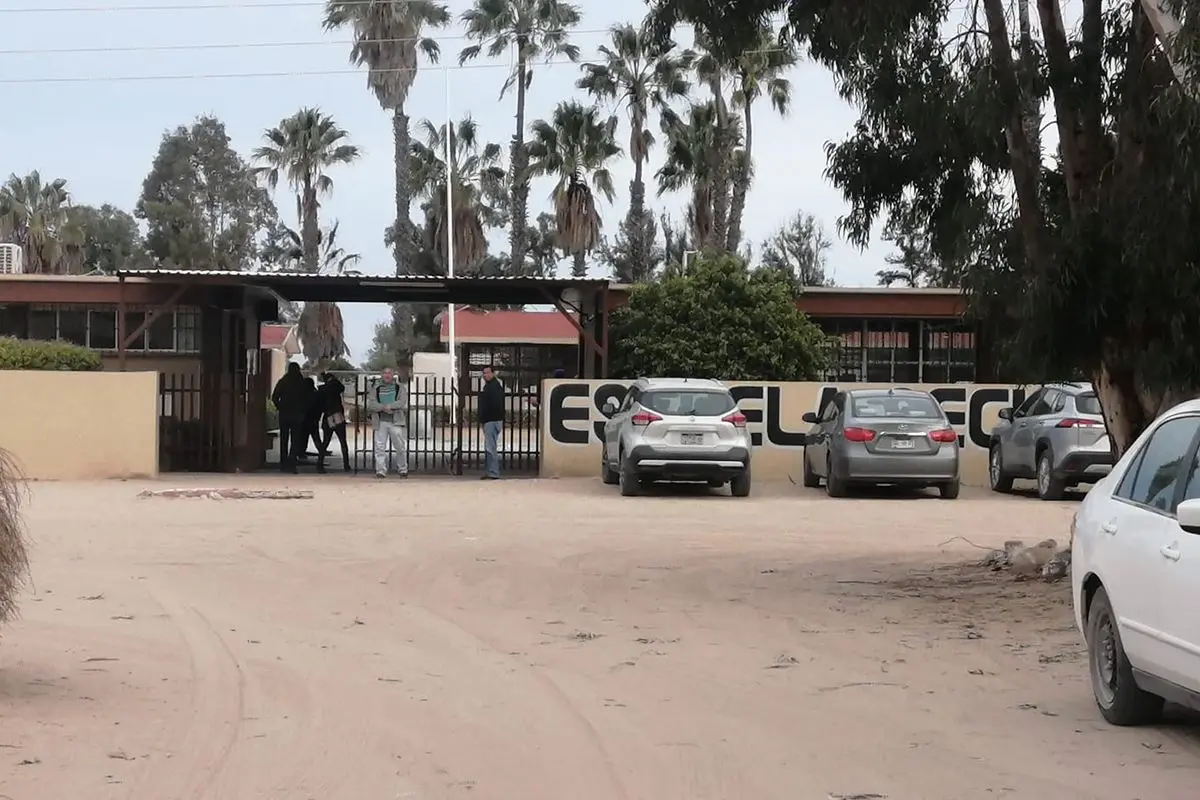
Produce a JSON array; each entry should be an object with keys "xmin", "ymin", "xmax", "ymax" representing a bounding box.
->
[
  {"xmin": 600, "ymin": 378, "xmax": 752, "ymax": 497},
  {"xmin": 1072, "ymin": 399, "xmax": 1200, "ymax": 725}
]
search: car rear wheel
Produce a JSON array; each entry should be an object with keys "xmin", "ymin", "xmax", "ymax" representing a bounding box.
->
[
  {"xmin": 939, "ymin": 479, "xmax": 960, "ymax": 499},
  {"xmin": 1086, "ymin": 586, "xmax": 1163, "ymax": 725},
  {"xmin": 730, "ymin": 464, "xmax": 752, "ymax": 497},
  {"xmin": 989, "ymin": 445, "xmax": 1014, "ymax": 493},
  {"xmin": 802, "ymin": 451, "xmax": 820, "ymax": 488},
  {"xmin": 618, "ymin": 450, "xmax": 640, "ymax": 497},
  {"xmin": 1037, "ymin": 449, "xmax": 1066, "ymax": 501},
  {"xmin": 825, "ymin": 457, "xmax": 849, "ymax": 498},
  {"xmin": 601, "ymin": 448, "xmax": 619, "ymax": 485}
]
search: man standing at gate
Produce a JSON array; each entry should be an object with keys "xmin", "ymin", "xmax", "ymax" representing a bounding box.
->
[
  {"xmin": 478, "ymin": 365, "xmax": 505, "ymax": 480},
  {"xmin": 368, "ymin": 367, "xmax": 409, "ymax": 479}
]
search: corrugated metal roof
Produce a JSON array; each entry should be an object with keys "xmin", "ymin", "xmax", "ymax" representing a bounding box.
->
[{"xmin": 115, "ymin": 269, "xmax": 609, "ymax": 284}]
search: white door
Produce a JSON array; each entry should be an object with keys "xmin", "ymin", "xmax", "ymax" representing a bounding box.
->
[
  {"xmin": 1152, "ymin": 428, "xmax": 1200, "ymax": 692},
  {"xmin": 1105, "ymin": 414, "xmax": 1200, "ymax": 683}
]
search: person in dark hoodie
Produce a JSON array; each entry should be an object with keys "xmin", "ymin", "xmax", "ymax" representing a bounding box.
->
[
  {"xmin": 316, "ymin": 372, "xmax": 352, "ymax": 473},
  {"xmin": 477, "ymin": 365, "xmax": 505, "ymax": 480},
  {"xmin": 271, "ymin": 362, "xmax": 310, "ymax": 473}
]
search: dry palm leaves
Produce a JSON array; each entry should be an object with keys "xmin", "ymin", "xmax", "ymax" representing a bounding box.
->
[
  {"xmin": 554, "ymin": 179, "xmax": 601, "ymax": 255},
  {"xmin": 0, "ymin": 449, "xmax": 30, "ymax": 628}
]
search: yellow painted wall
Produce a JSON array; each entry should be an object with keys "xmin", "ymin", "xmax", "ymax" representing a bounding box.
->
[
  {"xmin": 539, "ymin": 380, "xmax": 1029, "ymax": 486},
  {"xmin": 0, "ymin": 370, "xmax": 159, "ymax": 480}
]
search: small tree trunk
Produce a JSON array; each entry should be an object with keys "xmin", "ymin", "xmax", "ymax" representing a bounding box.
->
[
  {"xmin": 509, "ymin": 58, "xmax": 531, "ymax": 276},
  {"xmin": 391, "ymin": 107, "xmax": 415, "ymax": 361},
  {"xmin": 726, "ymin": 103, "xmax": 753, "ymax": 252}
]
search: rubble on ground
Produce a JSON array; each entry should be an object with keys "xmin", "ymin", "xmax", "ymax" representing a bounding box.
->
[
  {"xmin": 982, "ymin": 538, "xmax": 1070, "ymax": 582},
  {"xmin": 138, "ymin": 488, "xmax": 314, "ymax": 500}
]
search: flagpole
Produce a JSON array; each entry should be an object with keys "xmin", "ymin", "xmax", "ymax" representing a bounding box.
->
[{"xmin": 444, "ymin": 64, "xmax": 457, "ymax": 427}]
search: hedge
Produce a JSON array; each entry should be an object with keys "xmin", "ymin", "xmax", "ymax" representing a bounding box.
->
[{"xmin": 0, "ymin": 337, "xmax": 102, "ymax": 371}]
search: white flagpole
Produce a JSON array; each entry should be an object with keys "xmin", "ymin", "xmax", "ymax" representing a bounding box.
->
[{"xmin": 444, "ymin": 64, "xmax": 458, "ymax": 427}]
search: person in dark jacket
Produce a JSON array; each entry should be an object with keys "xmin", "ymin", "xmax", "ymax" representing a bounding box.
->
[
  {"xmin": 316, "ymin": 372, "xmax": 352, "ymax": 474},
  {"xmin": 478, "ymin": 365, "xmax": 505, "ymax": 480},
  {"xmin": 271, "ymin": 362, "xmax": 309, "ymax": 473}
]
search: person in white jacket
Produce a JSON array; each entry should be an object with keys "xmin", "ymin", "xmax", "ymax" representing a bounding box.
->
[{"xmin": 367, "ymin": 367, "xmax": 408, "ymax": 478}]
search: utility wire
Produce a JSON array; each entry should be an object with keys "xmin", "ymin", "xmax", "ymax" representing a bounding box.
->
[{"xmin": 0, "ymin": 30, "xmax": 610, "ymax": 57}]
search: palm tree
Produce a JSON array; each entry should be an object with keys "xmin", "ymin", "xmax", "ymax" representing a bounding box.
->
[
  {"xmin": 526, "ymin": 102, "xmax": 621, "ymax": 277},
  {"xmin": 252, "ymin": 108, "xmax": 359, "ymax": 273},
  {"xmin": 409, "ymin": 116, "xmax": 506, "ymax": 275},
  {"xmin": 688, "ymin": 31, "xmax": 740, "ymax": 250},
  {"xmin": 728, "ymin": 29, "xmax": 795, "ymax": 251},
  {"xmin": 656, "ymin": 101, "xmax": 741, "ymax": 249},
  {"xmin": 577, "ymin": 22, "xmax": 691, "ymax": 278},
  {"xmin": 0, "ymin": 171, "xmax": 82, "ymax": 273},
  {"xmin": 459, "ymin": 0, "xmax": 582, "ymax": 276},
  {"xmin": 269, "ymin": 221, "xmax": 361, "ymax": 363},
  {"xmin": 324, "ymin": 0, "xmax": 450, "ymax": 360}
]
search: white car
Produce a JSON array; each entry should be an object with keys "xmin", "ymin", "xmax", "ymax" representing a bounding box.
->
[{"xmin": 1072, "ymin": 398, "xmax": 1200, "ymax": 725}]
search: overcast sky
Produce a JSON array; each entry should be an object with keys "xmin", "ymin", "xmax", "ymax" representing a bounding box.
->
[{"xmin": 1, "ymin": 0, "xmax": 891, "ymax": 358}]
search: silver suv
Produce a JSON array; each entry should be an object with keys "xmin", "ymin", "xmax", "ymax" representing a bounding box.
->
[
  {"xmin": 989, "ymin": 382, "xmax": 1113, "ymax": 500},
  {"xmin": 600, "ymin": 378, "xmax": 752, "ymax": 497}
]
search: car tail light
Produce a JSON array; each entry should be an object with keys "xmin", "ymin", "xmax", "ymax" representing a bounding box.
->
[
  {"xmin": 1057, "ymin": 418, "xmax": 1102, "ymax": 428},
  {"xmin": 929, "ymin": 428, "xmax": 958, "ymax": 443},
  {"xmin": 843, "ymin": 427, "xmax": 876, "ymax": 442},
  {"xmin": 631, "ymin": 410, "xmax": 662, "ymax": 426},
  {"xmin": 722, "ymin": 410, "xmax": 747, "ymax": 427}
]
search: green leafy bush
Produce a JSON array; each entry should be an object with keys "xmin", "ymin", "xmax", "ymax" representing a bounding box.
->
[
  {"xmin": 610, "ymin": 252, "xmax": 828, "ymax": 380},
  {"xmin": 0, "ymin": 337, "xmax": 103, "ymax": 371}
]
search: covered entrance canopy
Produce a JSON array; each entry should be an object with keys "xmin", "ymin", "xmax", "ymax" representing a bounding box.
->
[{"xmin": 112, "ymin": 269, "xmax": 611, "ymax": 475}]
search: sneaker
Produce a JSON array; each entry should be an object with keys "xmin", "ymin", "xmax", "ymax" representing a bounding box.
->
[
  {"xmin": 375, "ymin": 472, "xmax": 386, "ymax": 479},
  {"xmin": 398, "ymin": 472, "xmax": 409, "ymax": 479}
]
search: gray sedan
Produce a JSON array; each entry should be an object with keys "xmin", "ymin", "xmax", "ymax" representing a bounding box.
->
[{"xmin": 801, "ymin": 388, "xmax": 961, "ymax": 498}]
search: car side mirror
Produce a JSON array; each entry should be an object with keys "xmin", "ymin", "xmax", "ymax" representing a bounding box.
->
[
  {"xmin": 602, "ymin": 397, "xmax": 620, "ymax": 416},
  {"xmin": 802, "ymin": 411, "xmax": 819, "ymax": 424},
  {"xmin": 1178, "ymin": 499, "xmax": 1200, "ymax": 534},
  {"xmin": 997, "ymin": 408, "xmax": 1013, "ymax": 421}
]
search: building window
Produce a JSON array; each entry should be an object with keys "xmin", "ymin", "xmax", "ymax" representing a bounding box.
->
[
  {"xmin": 58, "ymin": 308, "xmax": 89, "ymax": 346},
  {"xmin": 88, "ymin": 309, "xmax": 117, "ymax": 349},
  {"xmin": 0, "ymin": 305, "xmax": 26, "ymax": 338},
  {"xmin": 175, "ymin": 307, "xmax": 200, "ymax": 353},
  {"xmin": 29, "ymin": 306, "xmax": 57, "ymax": 340},
  {"xmin": 124, "ymin": 311, "xmax": 147, "ymax": 350},
  {"xmin": 147, "ymin": 312, "xmax": 176, "ymax": 351}
]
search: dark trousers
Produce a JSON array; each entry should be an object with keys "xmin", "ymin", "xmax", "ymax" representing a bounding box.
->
[
  {"xmin": 319, "ymin": 423, "xmax": 351, "ymax": 471},
  {"xmin": 278, "ymin": 418, "xmax": 307, "ymax": 471}
]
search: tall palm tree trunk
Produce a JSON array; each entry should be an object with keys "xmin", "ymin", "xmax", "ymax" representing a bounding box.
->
[
  {"xmin": 627, "ymin": 156, "xmax": 653, "ymax": 280},
  {"xmin": 571, "ymin": 249, "xmax": 587, "ymax": 277},
  {"xmin": 726, "ymin": 103, "xmax": 753, "ymax": 252},
  {"xmin": 509, "ymin": 58, "xmax": 531, "ymax": 275},
  {"xmin": 391, "ymin": 107, "xmax": 416, "ymax": 359},
  {"xmin": 300, "ymin": 183, "xmax": 321, "ymax": 273},
  {"xmin": 710, "ymin": 91, "xmax": 733, "ymax": 250}
]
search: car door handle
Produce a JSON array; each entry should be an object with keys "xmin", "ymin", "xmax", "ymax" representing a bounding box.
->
[
  {"xmin": 1161, "ymin": 544, "xmax": 1181, "ymax": 561},
  {"xmin": 1101, "ymin": 520, "xmax": 1118, "ymax": 535}
]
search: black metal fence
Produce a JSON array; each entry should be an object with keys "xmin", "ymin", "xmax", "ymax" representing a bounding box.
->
[
  {"xmin": 333, "ymin": 373, "xmax": 541, "ymax": 476},
  {"xmin": 159, "ymin": 370, "xmax": 257, "ymax": 472}
]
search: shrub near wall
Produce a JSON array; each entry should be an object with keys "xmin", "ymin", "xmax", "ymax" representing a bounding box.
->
[{"xmin": 0, "ymin": 337, "xmax": 102, "ymax": 371}]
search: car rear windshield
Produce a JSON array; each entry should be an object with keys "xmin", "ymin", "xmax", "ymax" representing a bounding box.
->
[
  {"xmin": 1076, "ymin": 393, "xmax": 1102, "ymax": 415},
  {"xmin": 641, "ymin": 390, "xmax": 735, "ymax": 417},
  {"xmin": 850, "ymin": 394, "xmax": 943, "ymax": 419}
]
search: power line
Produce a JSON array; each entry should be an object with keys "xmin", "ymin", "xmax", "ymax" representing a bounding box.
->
[
  {"xmin": 0, "ymin": 30, "xmax": 610, "ymax": 57},
  {"xmin": 1, "ymin": 0, "xmax": 413, "ymax": 12}
]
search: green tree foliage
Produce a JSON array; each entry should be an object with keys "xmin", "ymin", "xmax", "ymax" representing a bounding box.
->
[
  {"xmin": 362, "ymin": 320, "xmax": 408, "ymax": 370},
  {"xmin": 136, "ymin": 116, "xmax": 278, "ymax": 270},
  {"xmin": 66, "ymin": 204, "xmax": 149, "ymax": 274},
  {"xmin": 0, "ymin": 171, "xmax": 80, "ymax": 274},
  {"xmin": 0, "ymin": 448, "xmax": 29, "ymax": 631},
  {"xmin": 610, "ymin": 252, "xmax": 826, "ymax": 379},
  {"xmin": 759, "ymin": 210, "xmax": 832, "ymax": 288}
]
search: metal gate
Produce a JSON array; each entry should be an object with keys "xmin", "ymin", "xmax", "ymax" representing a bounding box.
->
[{"xmin": 344, "ymin": 372, "xmax": 541, "ymax": 475}]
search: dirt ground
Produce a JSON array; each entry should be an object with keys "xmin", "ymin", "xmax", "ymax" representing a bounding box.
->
[{"xmin": 2, "ymin": 478, "xmax": 1199, "ymax": 799}]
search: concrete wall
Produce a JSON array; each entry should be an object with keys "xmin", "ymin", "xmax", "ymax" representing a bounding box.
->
[
  {"xmin": 0, "ymin": 370, "xmax": 159, "ymax": 480},
  {"xmin": 539, "ymin": 380, "xmax": 1029, "ymax": 486}
]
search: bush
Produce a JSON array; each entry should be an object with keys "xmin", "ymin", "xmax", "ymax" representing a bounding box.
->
[
  {"xmin": 0, "ymin": 449, "xmax": 30, "ymax": 629},
  {"xmin": 610, "ymin": 252, "xmax": 828, "ymax": 380},
  {"xmin": 0, "ymin": 337, "xmax": 102, "ymax": 371}
]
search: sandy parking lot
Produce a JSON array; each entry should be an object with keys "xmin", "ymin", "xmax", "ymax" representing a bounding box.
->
[{"xmin": 2, "ymin": 478, "xmax": 1199, "ymax": 799}]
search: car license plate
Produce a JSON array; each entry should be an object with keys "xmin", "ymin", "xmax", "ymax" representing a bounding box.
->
[
  {"xmin": 891, "ymin": 438, "xmax": 915, "ymax": 449},
  {"xmin": 680, "ymin": 433, "xmax": 703, "ymax": 445}
]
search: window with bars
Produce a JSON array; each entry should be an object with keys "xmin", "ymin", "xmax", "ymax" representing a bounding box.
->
[{"xmin": 10, "ymin": 305, "xmax": 201, "ymax": 353}]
